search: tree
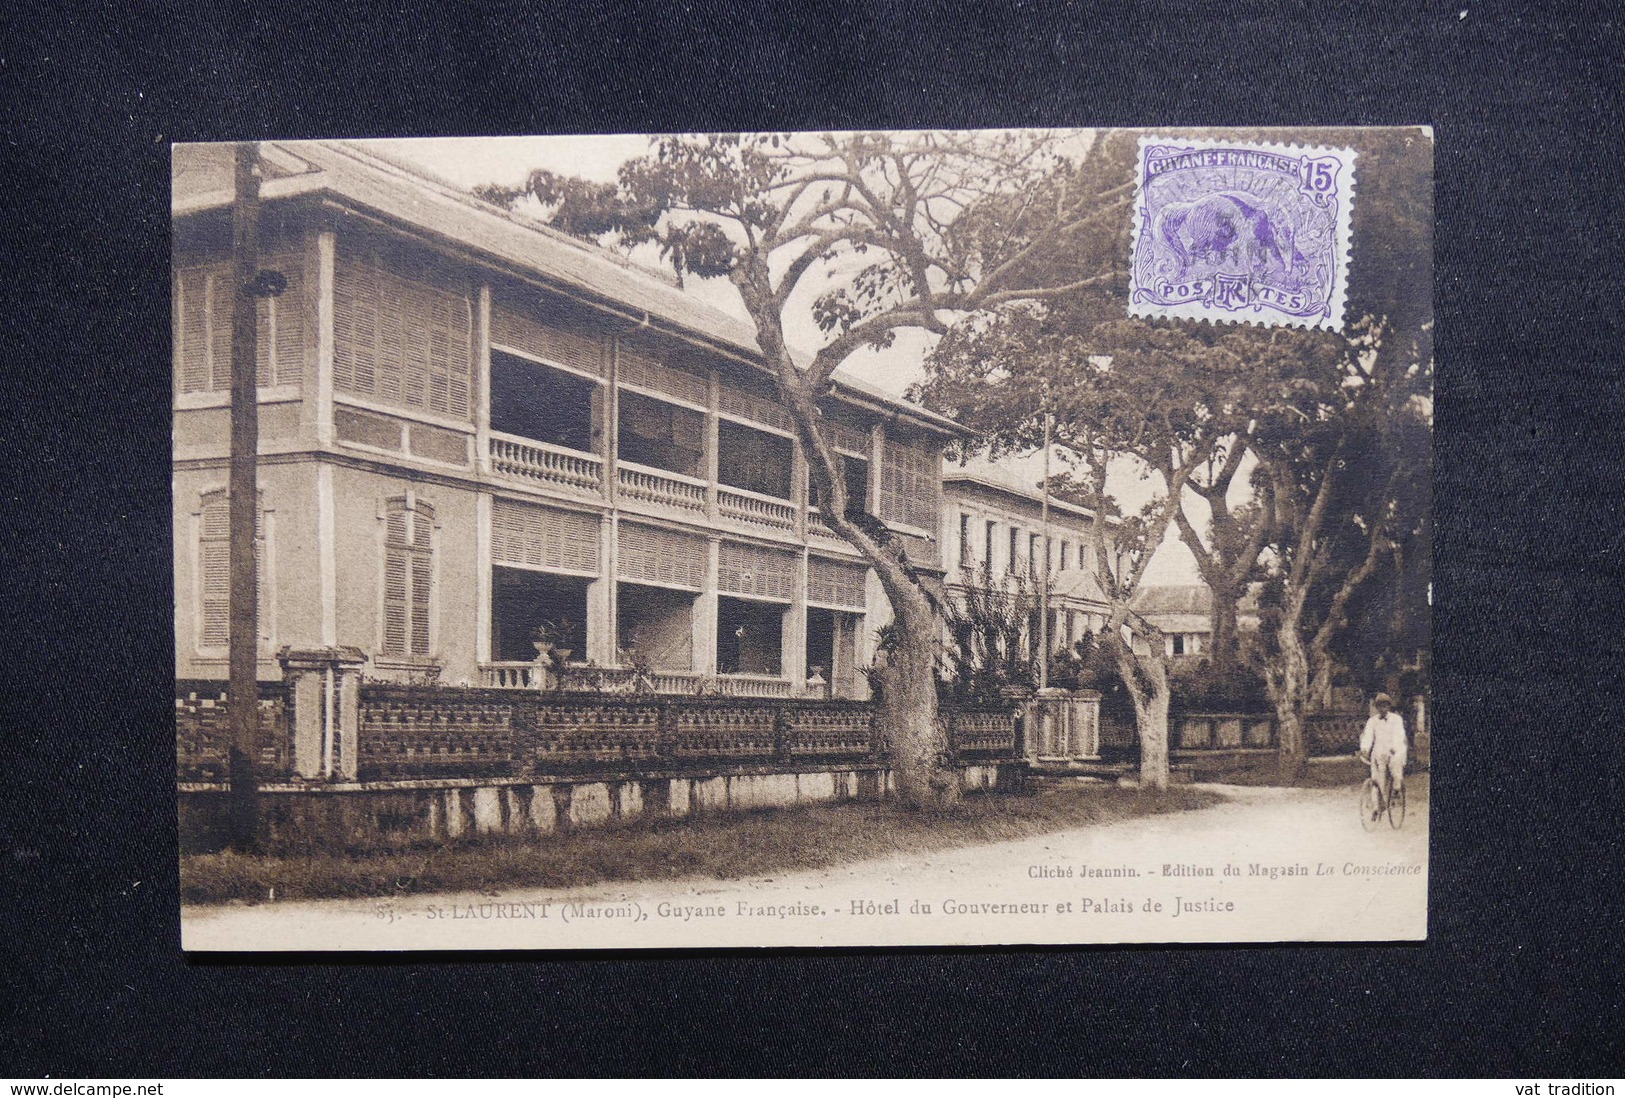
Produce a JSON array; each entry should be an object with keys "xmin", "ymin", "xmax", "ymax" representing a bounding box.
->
[
  {"xmin": 920, "ymin": 126, "xmax": 1432, "ymax": 782},
  {"xmin": 921, "ymin": 303, "xmax": 1247, "ymax": 789},
  {"xmin": 939, "ymin": 567, "xmax": 1045, "ymax": 703},
  {"xmin": 1251, "ymin": 317, "xmax": 1432, "ymax": 777},
  {"xmin": 478, "ymin": 131, "xmax": 1137, "ymax": 807}
]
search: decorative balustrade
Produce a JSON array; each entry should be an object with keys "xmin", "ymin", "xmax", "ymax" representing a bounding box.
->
[
  {"xmin": 480, "ymin": 662, "xmax": 544, "ymax": 689},
  {"xmin": 718, "ymin": 673, "xmax": 794, "ymax": 698},
  {"xmin": 807, "ymin": 508, "xmax": 850, "ymax": 543},
  {"xmin": 949, "ymin": 708, "xmax": 1024, "ymax": 758},
  {"xmin": 616, "ymin": 462, "xmax": 708, "ymax": 512},
  {"xmin": 718, "ymin": 486, "xmax": 797, "ymax": 532},
  {"xmin": 479, "ymin": 664, "xmax": 797, "ymax": 699},
  {"xmin": 489, "ymin": 433, "xmax": 603, "ymax": 492},
  {"xmin": 178, "ymin": 678, "xmax": 1019, "ymax": 781}
]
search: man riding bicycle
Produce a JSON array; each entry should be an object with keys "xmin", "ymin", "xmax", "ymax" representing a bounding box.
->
[{"xmin": 1359, "ymin": 692, "xmax": 1408, "ymax": 799}]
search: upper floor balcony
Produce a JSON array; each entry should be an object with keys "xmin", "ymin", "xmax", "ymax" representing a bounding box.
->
[{"xmin": 485, "ymin": 343, "xmax": 936, "ymax": 556}]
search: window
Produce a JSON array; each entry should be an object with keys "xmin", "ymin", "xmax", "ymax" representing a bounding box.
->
[
  {"xmin": 333, "ymin": 244, "xmax": 472, "ymax": 419},
  {"xmin": 383, "ymin": 497, "xmax": 435, "ymax": 657},
  {"xmin": 174, "ymin": 257, "xmax": 305, "ymax": 393},
  {"xmin": 984, "ymin": 521, "xmax": 997, "ymax": 572},
  {"xmin": 1060, "ymin": 541, "xmax": 1070, "ymax": 571},
  {"xmin": 718, "ymin": 420, "xmax": 793, "ymax": 499},
  {"xmin": 809, "ymin": 454, "xmax": 869, "ymax": 514},
  {"xmin": 490, "ymin": 351, "xmax": 600, "ymax": 453},
  {"xmin": 878, "ymin": 437, "xmax": 938, "ymax": 530},
  {"xmin": 1029, "ymin": 533, "xmax": 1041, "ymax": 575},
  {"xmin": 617, "ymin": 389, "xmax": 705, "ymax": 477},
  {"xmin": 958, "ymin": 513, "xmax": 972, "ymax": 567},
  {"xmin": 197, "ymin": 489, "xmax": 268, "ymax": 650},
  {"xmin": 1008, "ymin": 527, "xmax": 1020, "ymax": 574}
]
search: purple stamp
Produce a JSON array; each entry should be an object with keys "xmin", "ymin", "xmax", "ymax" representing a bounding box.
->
[{"xmin": 1129, "ymin": 136, "xmax": 1357, "ymax": 331}]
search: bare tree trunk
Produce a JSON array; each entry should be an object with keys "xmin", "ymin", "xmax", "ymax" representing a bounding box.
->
[
  {"xmin": 227, "ymin": 142, "xmax": 262, "ymax": 853},
  {"xmin": 1207, "ymin": 576, "xmax": 1240, "ymax": 676},
  {"xmin": 1108, "ymin": 634, "xmax": 1171, "ymax": 791},
  {"xmin": 873, "ymin": 591, "xmax": 957, "ymax": 808},
  {"xmin": 1270, "ymin": 624, "xmax": 1311, "ymax": 782},
  {"xmin": 1135, "ymin": 682, "xmax": 1172, "ymax": 792}
]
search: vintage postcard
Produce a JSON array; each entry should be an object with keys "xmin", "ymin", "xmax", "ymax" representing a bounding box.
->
[{"xmin": 174, "ymin": 127, "xmax": 1432, "ymax": 951}]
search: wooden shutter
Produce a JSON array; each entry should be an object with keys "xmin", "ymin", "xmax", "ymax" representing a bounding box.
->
[
  {"xmin": 820, "ymin": 418, "xmax": 871, "ymax": 456},
  {"xmin": 617, "ymin": 523, "xmax": 707, "ymax": 590},
  {"xmin": 717, "ymin": 385, "xmax": 795, "ymax": 433},
  {"xmin": 490, "ymin": 296, "xmax": 605, "ymax": 376},
  {"xmin": 382, "ymin": 511, "xmax": 410, "ymax": 656},
  {"xmin": 333, "ymin": 243, "xmax": 472, "ymax": 418},
  {"xmin": 198, "ymin": 491, "xmax": 265, "ymax": 649},
  {"xmin": 491, "ymin": 499, "xmax": 600, "ymax": 574},
  {"xmin": 718, "ymin": 542, "xmax": 797, "ymax": 602},
  {"xmin": 175, "ymin": 257, "xmax": 304, "ymax": 393},
  {"xmin": 807, "ymin": 556, "xmax": 867, "ymax": 610},
  {"xmin": 618, "ymin": 344, "xmax": 708, "ymax": 406},
  {"xmin": 880, "ymin": 438, "xmax": 938, "ymax": 530},
  {"xmin": 383, "ymin": 498, "xmax": 437, "ymax": 656}
]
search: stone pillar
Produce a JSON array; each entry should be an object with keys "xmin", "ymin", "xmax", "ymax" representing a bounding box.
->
[
  {"xmin": 279, "ymin": 646, "xmax": 367, "ymax": 781},
  {"xmin": 693, "ymin": 537, "xmax": 721, "ymax": 676},
  {"xmin": 784, "ymin": 551, "xmax": 808, "ymax": 691},
  {"xmin": 474, "ymin": 284, "xmax": 493, "ymax": 475},
  {"xmin": 587, "ymin": 516, "xmax": 617, "ymax": 666}
]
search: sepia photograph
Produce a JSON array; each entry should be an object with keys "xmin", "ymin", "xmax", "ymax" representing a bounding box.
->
[{"xmin": 172, "ymin": 127, "xmax": 1432, "ymax": 951}]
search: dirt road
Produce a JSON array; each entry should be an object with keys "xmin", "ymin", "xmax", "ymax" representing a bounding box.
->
[{"xmin": 183, "ymin": 780, "xmax": 1428, "ymax": 951}]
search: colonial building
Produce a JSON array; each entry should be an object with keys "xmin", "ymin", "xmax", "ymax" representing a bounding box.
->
[
  {"xmin": 1130, "ymin": 584, "xmax": 1262, "ymax": 659},
  {"xmin": 172, "ymin": 141, "xmax": 957, "ymax": 700},
  {"xmin": 940, "ymin": 463, "xmax": 1113, "ymax": 656}
]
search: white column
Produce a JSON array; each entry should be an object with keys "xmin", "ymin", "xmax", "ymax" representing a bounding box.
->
[
  {"xmin": 693, "ymin": 537, "xmax": 720, "ymax": 675},
  {"xmin": 316, "ymin": 462, "xmax": 336, "ymax": 646},
  {"xmin": 313, "ymin": 231, "xmax": 336, "ymax": 447},
  {"xmin": 705, "ymin": 368, "xmax": 720, "ymax": 521},
  {"xmin": 868, "ymin": 423, "xmax": 885, "ymax": 517},
  {"xmin": 474, "ymin": 492, "xmax": 492, "ymax": 665},
  {"xmin": 588, "ymin": 514, "xmax": 618, "ymax": 665},
  {"xmin": 474, "ymin": 284, "xmax": 492, "ymax": 474},
  {"xmin": 783, "ymin": 550, "xmax": 808, "ymax": 690}
]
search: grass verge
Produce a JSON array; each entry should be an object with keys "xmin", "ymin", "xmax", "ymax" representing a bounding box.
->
[{"xmin": 182, "ymin": 784, "xmax": 1221, "ymax": 906}]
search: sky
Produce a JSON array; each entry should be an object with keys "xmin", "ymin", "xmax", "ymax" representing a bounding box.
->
[{"xmin": 360, "ymin": 134, "xmax": 1204, "ymax": 586}]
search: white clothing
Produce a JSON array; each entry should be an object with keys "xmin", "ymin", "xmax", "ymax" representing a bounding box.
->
[
  {"xmin": 1360, "ymin": 711, "xmax": 1408, "ymax": 759},
  {"xmin": 1361, "ymin": 710, "xmax": 1408, "ymax": 788}
]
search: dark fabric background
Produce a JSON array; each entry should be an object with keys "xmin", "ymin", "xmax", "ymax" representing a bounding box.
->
[{"xmin": 4, "ymin": 0, "xmax": 1621, "ymax": 1077}]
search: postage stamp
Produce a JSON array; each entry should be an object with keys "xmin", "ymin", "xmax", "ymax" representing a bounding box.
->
[{"xmin": 1129, "ymin": 135, "xmax": 1357, "ymax": 331}]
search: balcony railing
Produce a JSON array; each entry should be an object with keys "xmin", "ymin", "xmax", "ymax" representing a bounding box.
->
[
  {"xmin": 478, "ymin": 663, "xmax": 796, "ymax": 698},
  {"xmin": 489, "ymin": 433, "xmax": 603, "ymax": 493},
  {"xmin": 616, "ymin": 461, "xmax": 707, "ymax": 513},
  {"xmin": 718, "ymin": 485, "xmax": 797, "ymax": 532},
  {"xmin": 807, "ymin": 508, "xmax": 855, "ymax": 544},
  {"xmin": 479, "ymin": 661, "xmax": 545, "ymax": 689}
]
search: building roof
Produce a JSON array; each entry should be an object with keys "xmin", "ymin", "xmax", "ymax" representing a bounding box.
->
[
  {"xmin": 1132, "ymin": 583, "xmax": 1263, "ymax": 629},
  {"xmin": 942, "ymin": 459, "xmax": 1105, "ymax": 522},
  {"xmin": 172, "ymin": 140, "xmax": 964, "ymax": 437},
  {"xmin": 1132, "ymin": 585, "xmax": 1213, "ymax": 617}
]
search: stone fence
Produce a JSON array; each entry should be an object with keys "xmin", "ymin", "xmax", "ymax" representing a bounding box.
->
[
  {"xmin": 175, "ymin": 662, "xmax": 1019, "ymax": 785},
  {"xmin": 1173, "ymin": 710, "xmax": 1370, "ymax": 756}
]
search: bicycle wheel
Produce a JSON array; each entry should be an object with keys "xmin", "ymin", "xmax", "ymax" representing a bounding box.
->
[
  {"xmin": 1360, "ymin": 779, "xmax": 1383, "ymax": 831},
  {"xmin": 1387, "ymin": 781, "xmax": 1407, "ymax": 829}
]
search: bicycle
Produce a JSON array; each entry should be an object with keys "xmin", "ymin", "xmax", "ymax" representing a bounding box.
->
[{"xmin": 1359, "ymin": 753, "xmax": 1407, "ymax": 831}]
